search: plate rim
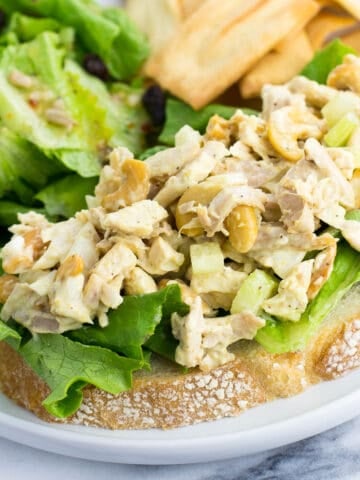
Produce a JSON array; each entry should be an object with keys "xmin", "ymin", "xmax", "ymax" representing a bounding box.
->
[{"xmin": 0, "ymin": 375, "xmax": 360, "ymax": 464}]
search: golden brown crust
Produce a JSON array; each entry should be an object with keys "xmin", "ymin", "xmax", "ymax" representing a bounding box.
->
[{"xmin": 1, "ymin": 302, "xmax": 359, "ymax": 430}]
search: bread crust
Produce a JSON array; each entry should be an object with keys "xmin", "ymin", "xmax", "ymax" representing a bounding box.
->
[{"xmin": 0, "ymin": 288, "xmax": 359, "ymax": 429}]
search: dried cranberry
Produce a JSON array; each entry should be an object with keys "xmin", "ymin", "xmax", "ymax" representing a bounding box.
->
[
  {"xmin": 142, "ymin": 85, "xmax": 166, "ymax": 127},
  {"xmin": 83, "ymin": 54, "xmax": 109, "ymax": 81}
]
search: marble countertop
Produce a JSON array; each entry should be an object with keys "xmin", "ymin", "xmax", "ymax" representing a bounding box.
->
[{"xmin": 1, "ymin": 416, "xmax": 360, "ymax": 479}]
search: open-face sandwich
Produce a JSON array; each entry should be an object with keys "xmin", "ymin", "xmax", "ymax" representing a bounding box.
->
[{"xmin": 1, "ymin": 51, "xmax": 360, "ymax": 429}]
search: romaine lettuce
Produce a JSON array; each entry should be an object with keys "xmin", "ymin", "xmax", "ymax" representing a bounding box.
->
[
  {"xmin": 256, "ymin": 242, "xmax": 360, "ymax": 353},
  {"xmin": 3, "ymin": 13, "xmax": 62, "ymax": 42},
  {"xmin": 20, "ymin": 334, "xmax": 143, "ymax": 418},
  {"xmin": 68, "ymin": 284, "xmax": 189, "ymax": 363},
  {"xmin": 0, "ymin": 201, "xmax": 46, "ymax": 226},
  {"xmin": 35, "ymin": 174, "xmax": 97, "ymax": 218},
  {"xmin": 0, "ymin": 0, "xmax": 149, "ymax": 80},
  {"xmin": 0, "ymin": 284, "xmax": 188, "ymax": 418}
]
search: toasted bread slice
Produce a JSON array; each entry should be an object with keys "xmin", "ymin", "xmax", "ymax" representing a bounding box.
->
[{"xmin": 0, "ymin": 285, "xmax": 359, "ymax": 430}]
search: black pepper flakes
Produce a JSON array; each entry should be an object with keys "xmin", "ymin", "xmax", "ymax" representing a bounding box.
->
[
  {"xmin": 142, "ymin": 85, "xmax": 166, "ymax": 127},
  {"xmin": 83, "ymin": 54, "xmax": 109, "ymax": 81}
]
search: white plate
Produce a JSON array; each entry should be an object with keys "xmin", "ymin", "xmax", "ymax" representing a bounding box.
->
[
  {"xmin": 1, "ymin": 369, "xmax": 360, "ymax": 464},
  {"xmin": 1, "ymin": 0, "xmax": 359, "ymax": 466}
]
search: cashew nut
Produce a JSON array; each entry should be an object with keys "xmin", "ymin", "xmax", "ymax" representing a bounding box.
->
[
  {"xmin": 99, "ymin": 159, "xmax": 150, "ymax": 210},
  {"xmin": 205, "ymin": 115, "xmax": 232, "ymax": 145},
  {"xmin": 175, "ymin": 182, "xmax": 223, "ymax": 236},
  {"xmin": 327, "ymin": 54, "xmax": 360, "ymax": 93},
  {"xmin": 224, "ymin": 205, "xmax": 259, "ymax": 253},
  {"xmin": 268, "ymin": 105, "xmax": 324, "ymax": 162},
  {"xmin": 57, "ymin": 255, "xmax": 84, "ymax": 281}
]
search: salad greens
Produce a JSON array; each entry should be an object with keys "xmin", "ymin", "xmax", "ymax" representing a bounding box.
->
[
  {"xmin": 159, "ymin": 98, "xmax": 244, "ymax": 146},
  {"xmin": 0, "ymin": 201, "xmax": 46, "ymax": 227},
  {"xmin": 256, "ymin": 242, "xmax": 360, "ymax": 353},
  {"xmin": 35, "ymin": 174, "xmax": 98, "ymax": 218},
  {"xmin": 0, "ymin": 126, "xmax": 64, "ymax": 204},
  {"xmin": 68, "ymin": 285, "xmax": 189, "ymax": 363},
  {"xmin": 0, "ymin": 0, "xmax": 149, "ymax": 80},
  {"xmin": 0, "ymin": 284, "xmax": 188, "ymax": 417},
  {"xmin": 20, "ymin": 334, "xmax": 143, "ymax": 418},
  {"xmin": 0, "ymin": 5, "xmax": 150, "ymax": 234}
]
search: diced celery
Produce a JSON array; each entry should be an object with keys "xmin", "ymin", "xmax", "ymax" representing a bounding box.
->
[
  {"xmin": 346, "ymin": 209, "xmax": 360, "ymax": 222},
  {"xmin": 324, "ymin": 113, "xmax": 359, "ymax": 147},
  {"xmin": 230, "ymin": 269, "xmax": 278, "ymax": 315},
  {"xmin": 322, "ymin": 92, "xmax": 359, "ymax": 127},
  {"xmin": 190, "ymin": 242, "xmax": 224, "ymax": 275}
]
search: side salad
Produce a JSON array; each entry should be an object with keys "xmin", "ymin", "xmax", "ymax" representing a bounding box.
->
[
  {"xmin": 0, "ymin": 0, "xmax": 150, "ymax": 231},
  {"xmin": 0, "ymin": 1, "xmax": 360, "ymax": 421}
]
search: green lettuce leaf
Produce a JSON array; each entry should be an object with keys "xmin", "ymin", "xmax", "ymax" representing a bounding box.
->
[
  {"xmin": 0, "ymin": 126, "xmax": 64, "ymax": 204},
  {"xmin": 109, "ymin": 82, "xmax": 149, "ymax": 155},
  {"xmin": 0, "ymin": 33, "xmax": 148, "ymax": 172},
  {"xmin": 0, "ymin": 0, "xmax": 149, "ymax": 80},
  {"xmin": 0, "ymin": 319, "xmax": 144, "ymax": 418},
  {"xmin": 256, "ymin": 242, "xmax": 360, "ymax": 353},
  {"xmin": 4, "ymin": 13, "xmax": 62, "ymax": 42},
  {"xmin": 35, "ymin": 174, "xmax": 97, "ymax": 218},
  {"xmin": 0, "ymin": 33, "xmax": 101, "ymax": 176},
  {"xmin": 159, "ymin": 98, "xmax": 257, "ymax": 145},
  {"xmin": 301, "ymin": 39, "xmax": 356, "ymax": 84},
  {"xmin": 0, "ymin": 319, "xmax": 21, "ymax": 347},
  {"xmin": 69, "ymin": 284, "xmax": 189, "ymax": 362},
  {"xmin": 18, "ymin": 333, "xmax": 143, "ymax": 417},
  {"xmin": 0, "ymin": 201, "xmax": 46, "ymax": 226}
]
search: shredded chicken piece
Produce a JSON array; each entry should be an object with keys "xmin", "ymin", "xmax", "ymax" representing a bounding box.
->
[
  {"xmin": 327, "ymin": 148, "xmax": 355, "ymax": 181},
  {"xmin": 138, "ymin": 237, "xmax": 185, "ymax": 275},
  {"xmin": 124, "ymin": 267, "xmax": 158, "ymax": 295},
  {"xmin": 304, "ymin": 138, "xmax": 354, "ymax": 209},
  {"xmin": 32, "ymin": 218, "xmax": 84, "ymax": 270},
  {"xmin": 263, "ymin": 260, "xmax": 314, "ymax": 321},
  {"xmin": 84, "ymin": 242, "xmax": 137, "ymax": 316},
  {"xmin": 103, "ymin": 200, "xmax": 168, "ymax": 237},
  {"xmin": 198, "ymin": 186, "xmax": 267, "ymax": 236},
  {"xmin": 1, "ymin": 283, "xmax": 81, "ymax": 333},
  {"xmin": 154, "ymin": 141, "xmax": 227, "ymax": 207},
  {"xmin": 287, "ymin": 76, "xmax": 336, "ymax": 108},
  {"xmin": 308, "ymin": 245, "xmax": 337, "ymax": 300},
  {"xmin": 172, "ymin": 296, "xmax": 264, "ymax": 371},
  {"xmin": 236, "ymin": 113, "xmax": 277, "ymax": 161},
  {"xmin": 261, "ymin": 84, "xmax": 295, "ymax": 121},
  {"xmin": 50, "ymin": 257, "xmax": 91, "ymax": 326},
  {"xmin": 146, "ymin": 126, "xmax": 202, "ymax": 179}
]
